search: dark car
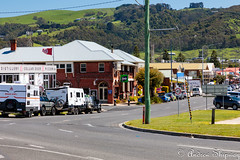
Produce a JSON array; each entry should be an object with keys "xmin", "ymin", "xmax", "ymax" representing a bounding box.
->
[
  {"xmin": 213, "ymin": 95, "xmax": 240, "ymax": 110},
  {"xmin": 172, "ymin": 91, "xmax": 184, "ymax": 100},
  {"xmin": 84, "ymin": 95, "xmax": 101, "ymax": 114}
]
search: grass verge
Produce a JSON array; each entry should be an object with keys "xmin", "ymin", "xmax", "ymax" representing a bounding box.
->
[{"xmin": 125, "ymin": 110, "xmax": 240, "ymax": 137}]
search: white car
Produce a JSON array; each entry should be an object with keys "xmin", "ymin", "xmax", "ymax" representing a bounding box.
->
[{"xmin": 192, "ymin": 87, "xmax": 202, "ymax": 96}]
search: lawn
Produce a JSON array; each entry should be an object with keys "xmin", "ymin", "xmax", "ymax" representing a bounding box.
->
[{"xmin": 125, "ymin": 110, "xmax": 240, "ymax": 137}]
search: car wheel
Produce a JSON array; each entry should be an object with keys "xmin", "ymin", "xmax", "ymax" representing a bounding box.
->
[
  {"xmin": 233, "ymin": 104, "xmax": 238, "ymax": 110},
  {"xmin": 51, "ymin": 107, "xmax": 56, "ymax": 116},
  {"xmin": 40, "ymin": 107, "xmax": 46, "ymax": 116},
  {"xmin": 97, "ymin": 108, "xmax": 101, "ymax": 113},
  {"xmin": 74, "ymin": 108, "xmax": 79, "ymax": 115},
  {"xmin": 216, "ymin": 103, "xmax": 221, "ymax": 109},
  {"xmin": 26, "ymin": 111, "xmax": 32, "ymax": 118}
]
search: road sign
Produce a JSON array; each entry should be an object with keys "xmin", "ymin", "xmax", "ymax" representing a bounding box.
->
[
  {"xmin": 202, "ymin": 85, "xmax": 228, "ymax": 95},
  {"xmin": 175, "ymin": 87, "xmax": 182, "ymax": 96}
]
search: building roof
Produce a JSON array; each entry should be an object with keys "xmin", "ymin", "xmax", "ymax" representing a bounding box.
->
[
  {"xmin": 0, "ymin": 40, "xmax": 124, "ymax": 63},
  {"xmin": 150, "ymin": 63, "xmax": 214, "ymax": 70},
  {"xmin": 113, "ymin": 49, "xmax": 145, "ymax": 64}
]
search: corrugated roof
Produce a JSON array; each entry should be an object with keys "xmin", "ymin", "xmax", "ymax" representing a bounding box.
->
[
  {"xmin": 113, "ymin": 49, "xmax": 145, "ymax": 63},
  {"xmin": 0, "ymin": 40, "xmax": 124, "ymax": 63},
  {"xmin": 150, "ymin": 63, "xmax": 214, "ymax": 70}
]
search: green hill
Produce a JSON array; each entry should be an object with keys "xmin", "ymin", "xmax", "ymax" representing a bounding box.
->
[{"xmin": 0, "ymin": 8, "xmax": 115, "ymax": 24}]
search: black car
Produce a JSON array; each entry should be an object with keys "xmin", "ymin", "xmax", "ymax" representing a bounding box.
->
[{"xmin": 213, "ymin": 95, "xmax": 240, "ymax": 110}]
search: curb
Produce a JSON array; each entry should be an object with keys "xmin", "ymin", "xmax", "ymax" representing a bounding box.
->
[{"xmin": 122, "ymin": 123, "xmax": 240, "ymax": 142}]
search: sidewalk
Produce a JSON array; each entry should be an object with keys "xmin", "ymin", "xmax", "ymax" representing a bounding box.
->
[{"xmin": 216, "ymin": 117, "xmax": 240, "ymax": 124}]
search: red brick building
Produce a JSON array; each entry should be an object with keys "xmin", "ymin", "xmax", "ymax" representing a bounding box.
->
[{"xmin": 0, "ymin": 40, "xmax": 144, "ymax": 103}]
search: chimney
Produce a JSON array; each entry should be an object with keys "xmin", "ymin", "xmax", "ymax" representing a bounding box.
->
[
  {"xmin": 111, "ymin": 44, "xmax": 114, "ymax": 53},
  {"xmin": 10, "ymin": 39, "xmax": 17, "ymax": 51}
]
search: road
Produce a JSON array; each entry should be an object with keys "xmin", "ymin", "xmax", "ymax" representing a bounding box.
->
[{"xmin": 0, "ymin": 96, "xmax": 240, "ymax": 160}]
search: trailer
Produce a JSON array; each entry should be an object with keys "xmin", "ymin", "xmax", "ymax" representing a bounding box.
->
[
  {"xmin": 45, "ymin": 86, "xmax": 85, "ymax": 114},
  {"xmin": 0, "ymin": 83, "xmax": 40, "ymax": 117}
]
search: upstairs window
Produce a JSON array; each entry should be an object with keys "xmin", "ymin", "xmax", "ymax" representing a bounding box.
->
[
  {"xmin": 66, "ymin": 64, "xmax": 72, "ymax": 73},
  {"xmin": 80, "ymin": 63, "xmax": 86, "ymax": 73},
  {"xmin": 99, "ymin": 63, "xmax": 105, "ymax": 72}
]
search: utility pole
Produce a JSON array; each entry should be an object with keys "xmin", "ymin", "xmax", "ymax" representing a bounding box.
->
[{"xmin": 144, "ymin": 0, "xmax": 150, "ymax": 124}]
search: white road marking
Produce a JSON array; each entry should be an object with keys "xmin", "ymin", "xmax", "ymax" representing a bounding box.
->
[
  {"xmin": 0, "ymin": 120, "xmax": 10, "ymax": 122},
  {"xmin": 91, "ymin": 116, "xmax": 100, "ymax": 119},
  {"xmin": 0, "ymin": 155, "xmax": 4, "ymax": 159},
  {"xmin": 84, "ymin": 124, "xmax": 95, "ymax": 127},
  {"xmin": 63, "ymin": 120, "xmax": 70, "ymax": 122},
  {"xmin": 121, "ymin": 113, "xmax": 129, "ymax": 116},
  {"xmin": 29, "ymin": 144, "xmax": 45, "ymax": 149},
  {"xmin": 8, "ymin": 123, "xmax": 16, "ymax": 125},
  {"xmin": 178, "ymin": 144, "xmax": 240, "ymax": 153},
  {"xmin": 58, "ymin": 129, "xmax": 73, "ymax": 133},
  {"xmin": 0, "ymin": 144, "xmax": 103, "ymax": 160},
  {"xmin": 0, "ymin": 138, "xmax": 4, "ymax": 140}
]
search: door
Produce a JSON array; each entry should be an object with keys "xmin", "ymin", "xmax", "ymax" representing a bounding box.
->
[{"xmin": 99, "ymin": 82, "xmax": 108, "ymax": 102}]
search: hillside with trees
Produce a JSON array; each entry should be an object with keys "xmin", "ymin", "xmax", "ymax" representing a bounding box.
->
[{"xmin": 0, "ymin": 3, "xmax": 239, "ymax": 60}]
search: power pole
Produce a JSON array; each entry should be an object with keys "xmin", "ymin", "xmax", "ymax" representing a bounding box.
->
[{"xmin": 144, "ymin": 0, "xmax": 151, "ymax": 124}]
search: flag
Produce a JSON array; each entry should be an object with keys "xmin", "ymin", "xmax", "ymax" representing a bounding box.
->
[{"xmin": 42, "ymin": 48, "xmax": 52, "ymax": 55}]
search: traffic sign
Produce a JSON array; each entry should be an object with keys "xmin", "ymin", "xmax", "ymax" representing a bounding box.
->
[{"xmin": 175, "ymin": 87, "xmax": 182, "ymax": 96}]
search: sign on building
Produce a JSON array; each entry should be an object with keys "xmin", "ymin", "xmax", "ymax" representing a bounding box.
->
[{"xmin": 120, "ymin": 75, "xmax": 128, "ymax": 83}]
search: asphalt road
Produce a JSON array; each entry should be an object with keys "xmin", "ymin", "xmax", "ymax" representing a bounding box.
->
[{"xmin": 0, "ymin": 96, "xmax": 240, "ymax": 160}]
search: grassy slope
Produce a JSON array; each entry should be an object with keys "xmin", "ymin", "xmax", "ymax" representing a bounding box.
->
[
  {"xmin": 140, "ymin": 47, "xmax": 240, "ymax": 61},
  {"xmin": 0, "ymin": 8, "xmax": 115, "ymax": 25},
  {"xmin": 126, "ymin": 110, "xmax": 240, "ymax": 137}
]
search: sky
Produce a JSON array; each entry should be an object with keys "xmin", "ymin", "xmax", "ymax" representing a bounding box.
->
[{"xmin": 0, "ymin": 0, "xmax": 239, "ymax": 18}]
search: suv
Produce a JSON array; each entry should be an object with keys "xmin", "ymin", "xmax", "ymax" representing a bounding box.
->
[
  {"xmin": 192, "ymin": 87, "xmax": 202, "ymax": 96},
  {"xmin": 213, "ymin": 95, "xmax": 240, "ymax": 110},
  {"xmin": 40, "ymin": 96, "xmax": 55, "ymax": 116},
  {"xmin": 84, "ymin": 95, "xmax": 101, "ymax": 114}
]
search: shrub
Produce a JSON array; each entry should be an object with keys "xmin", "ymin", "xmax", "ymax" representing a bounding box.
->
[
  {"xmin": 116, "ymin": 99, "xmax": 121, "ymax": 104},
  {"xmin": 129, "ymin": 96, "xmax": 138, "ymax": 101},
  {"xmin": 151, "ymin": 96, "xmax": 162, "ymax": 104}
]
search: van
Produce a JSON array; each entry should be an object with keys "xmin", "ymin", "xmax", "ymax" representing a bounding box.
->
[
  {"xmin": 227, "ymin": 91, "xmax": 240, "ymax": 98},
  {"xmin": 192, "ymin": 87, "xmax": 202, "ymax": 96}
]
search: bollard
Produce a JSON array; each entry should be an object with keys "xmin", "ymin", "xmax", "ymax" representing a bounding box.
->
[
  {"xmin": 211, "ymin": 108, "xmax": 215, "ymax": 124},
  {"xmin": 128, "ymin": 100, "xmax": 130, "ymax": 106},
  {"xmin": 142, "ymin": 106, "xmax": 145, "ymax": 124},
  {"xmin": 114, "ymin": 100, "xmax": 116, "ymax": 106}
]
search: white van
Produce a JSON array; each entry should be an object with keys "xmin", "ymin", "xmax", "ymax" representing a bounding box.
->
[
  {"xmin": 227, "ymin": 91, "xmax": 240, "ymax": 98},
  {"xmin": 192, "ymin": 87, "xmax": 202, "ymax": 96}
]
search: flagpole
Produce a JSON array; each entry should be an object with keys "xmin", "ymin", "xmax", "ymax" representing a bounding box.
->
[{"xmin": 52, "ymin": 46, "xmax": 54, "ymax": 65}]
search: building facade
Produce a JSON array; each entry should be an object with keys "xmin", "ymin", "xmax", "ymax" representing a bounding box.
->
[{"xmin": 0, "ymin": 40, "xmax": 144, "ymax": 103}]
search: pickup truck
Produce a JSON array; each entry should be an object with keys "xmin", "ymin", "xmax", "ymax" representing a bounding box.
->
[{"xmin": 40, "ymin": 96, "xmax": 56, "ymax": 116}]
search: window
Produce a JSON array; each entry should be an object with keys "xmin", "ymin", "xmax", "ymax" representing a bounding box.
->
[
  {"xmin": 70, "ymin": 92, "xmax": 73, "ymax": 98},
  {"xmin": 29, "ymin": 74, "xmax": 34, "ymax": 85},
  {"xmin": 60, "ymin": 64, "xmax": 65, "ymax": 69},
  {"xmin": 14, "ymin": 75, "xmax": 19, "ymax": 82},
  {"xmin": 80, "ymin": 63, "xmax": 86, "ymax": 73},
  {"xmin": 99, "ymin": 63, "xmax": 105, "ymax": 72},
  {"xmin": 76, "ymin": 92, "xmax": 80, "ymax": 97},
  {"xmin": 66, "ymin": 64, "xmax": 72, "ymax": 73},
  {"xmin": 55, "ymin": 64, "xmax": 59, "ymax": 69}
]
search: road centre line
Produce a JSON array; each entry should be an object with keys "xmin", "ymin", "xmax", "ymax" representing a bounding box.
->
[
  {"xmin": 0, "ymin": 144, "xmax": 103, "ymax": 160},
  {"xmin": 84, "ymin": 124, "xmax": 95, "ymax": 127},
  {"xmin": 29, "ymin": 144, "xmax": 45, "ymax": 149},
  {"xmin": 0, "ymin": 155, "xmax": 4, "ymax": 159},
  {"xmin": 58, "ymin": 129, "xmax": 73, "ymax": 133},
  {"xmin": 8, "ymin": 123, "xmax": 16, "ymax": 125},
  {"xmin": 178, "ymin": 144, "xmax": 240, "ymax": 153}
]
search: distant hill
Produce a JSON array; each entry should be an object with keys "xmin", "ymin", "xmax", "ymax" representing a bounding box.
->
[{"xmin": 0, "ymin": 3, "xmax": 239, "ymax": 61}]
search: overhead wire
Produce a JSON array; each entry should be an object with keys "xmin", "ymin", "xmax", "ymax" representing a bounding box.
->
[{"xmin": 0, "ymin": 0, "xmax": 124, "ymax": 14}]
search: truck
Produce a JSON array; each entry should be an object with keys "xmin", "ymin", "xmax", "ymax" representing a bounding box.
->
[
  {"xmin": 0, "ymin": 83, "xmax": 40, "ymax": 117},
  {"xmin": 45, "ymin": 86, "xmax": 86, "ymax": 115}
]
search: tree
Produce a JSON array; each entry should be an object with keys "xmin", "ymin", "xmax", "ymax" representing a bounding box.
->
[
  {"xmin": 133, "ymin": 45, "xmax": 140, "ymax": 57},
  {"xmin": 135, "ymin": 68, "xmax": 164, "ymax": 97},
  {"xmin": 176, "ymin": 52, "xmax": 185, "ymax": 62},
  {"xmin": 209, "ymin": 50, "xmax": 221, "ymax": 68},
  {"xmin": 228, "ymin": 74, "xmax": 234, "ymax": 81},
  {"xmin": 214, "ymin": 75, "xmax": 226, "ymax": 84},
  {"xmin": 162, "ymin": 49, "xmax": 169, "ymax": 61}
]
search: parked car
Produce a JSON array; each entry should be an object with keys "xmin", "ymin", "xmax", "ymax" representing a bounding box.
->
[
  {"xmin": 40, "ymin": 96, "xmax": 55, "ymax": 116},
  {"xmin": 165, "ymin": 93, "xmax": 176, "ymax": 101},
  {"xmin": 227, "ymin": 91, "xmax": 240, "ymax": 98},
  {"xmin": 227, "ymin": 86, "xmax": 233, "ymax": 91},
  {"xmin": 192, "ymin": 87, "xmax": 202, "ymax": 96},
  {"xmin": 213, "ymin": 95, "xmax": 240, "ymax": 110},
  {"xmin": 172, "ymin": 91, "xmax": 184, "ymax": 100},
  {"xmin": 181, "ymin": 90, "xmax": 187, "ymax": 98},
  {"xmin": 84, "ymin": 95, "xmax": 101, "ymax": 114},
  {"xmin": 158, "ymin": 93, "xmax": 170, "ymax": 102}
]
